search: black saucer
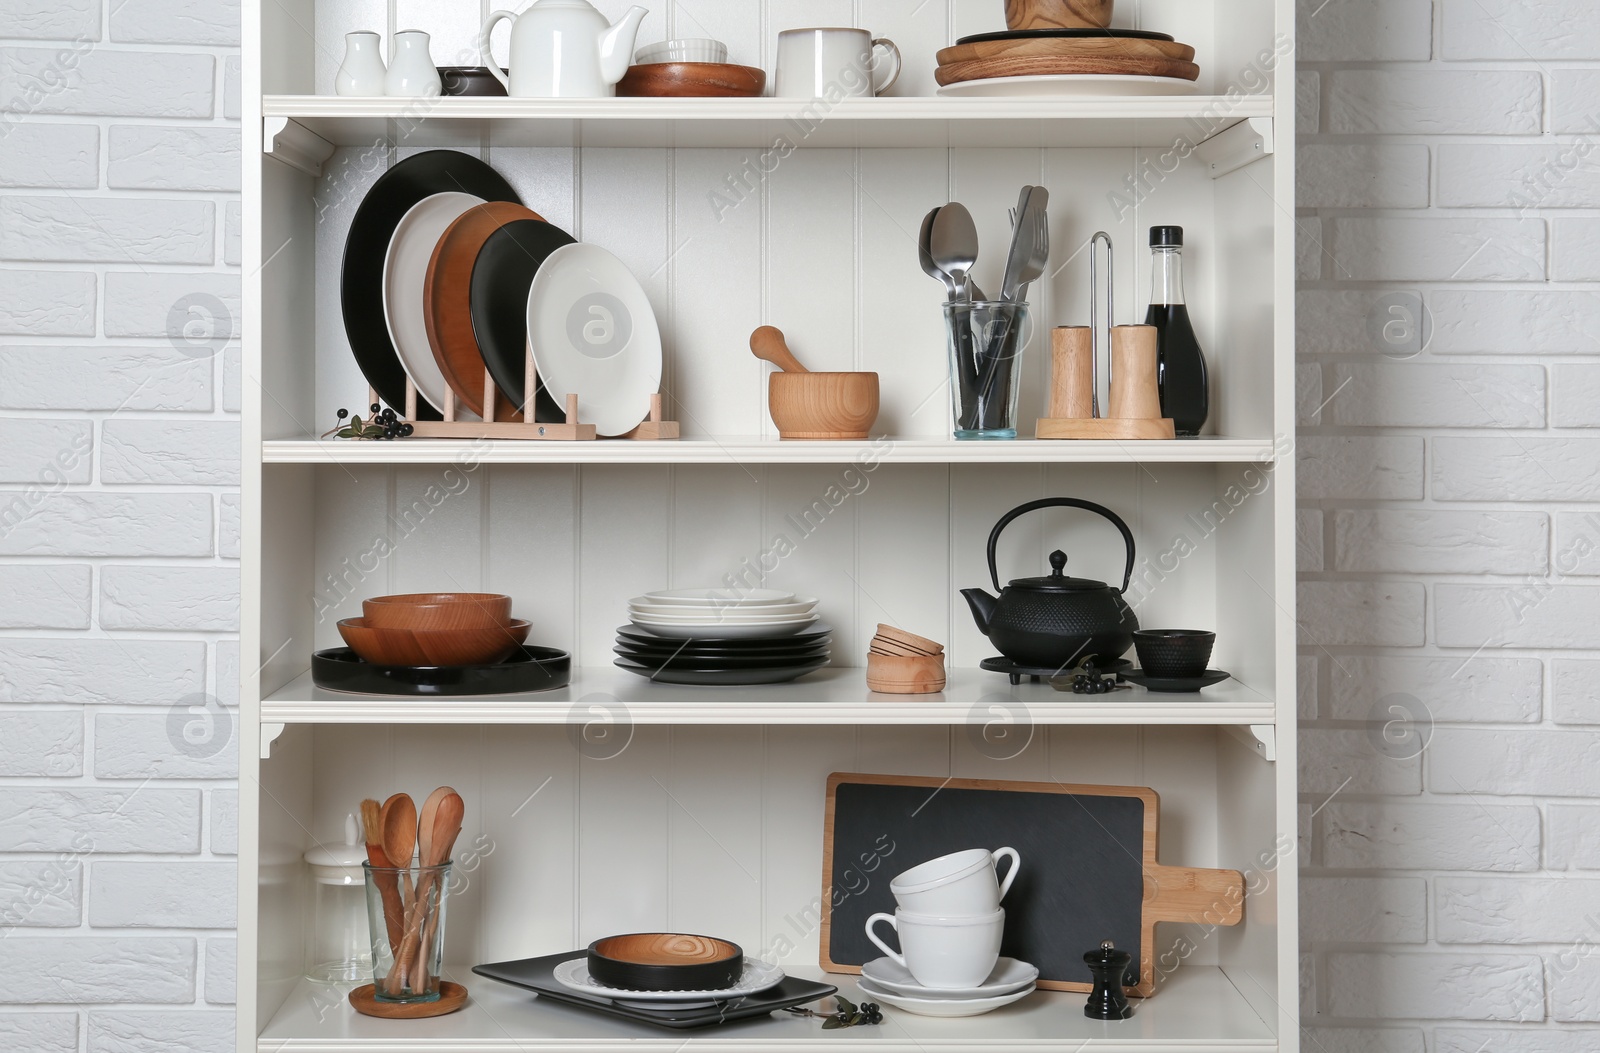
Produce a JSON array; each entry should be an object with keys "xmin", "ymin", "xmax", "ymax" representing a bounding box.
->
[
  {"xmin": 980, "ymin": 655, "xmax": 1131, "ymax": 685},
  {"xmin": 1121, "ymin": 669, "xmax": 1231, "ymax": 693},
  {"xmin": 311, "ymin": 646, "xmax": 571, "ymax": 695},
  {"xmin": 956, "ymin": 28, "xmax": 1176, "ymax": 45}
]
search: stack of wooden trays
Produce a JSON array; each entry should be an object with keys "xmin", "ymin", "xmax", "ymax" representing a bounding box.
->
[{"xmin": 935, "ymin": 0, "xmax": 1198, "ymax": 95}]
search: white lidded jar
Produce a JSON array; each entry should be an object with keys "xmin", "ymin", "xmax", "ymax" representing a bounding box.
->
[
  {"xmin": 335, "ymin": 31, "xmax": 387, "ymax": 96},
  {"xmin": 303, "ymin": 813, "xmax": 372, "ymax": 984},
  {"xmin": 385, "ymin": 29, "xmax": 442, "ymax": 97}
]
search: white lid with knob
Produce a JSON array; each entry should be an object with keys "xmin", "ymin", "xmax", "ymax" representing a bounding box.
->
[{"xmin": 304, "ymin": 813, "xmax": 368, "ymax": 885}]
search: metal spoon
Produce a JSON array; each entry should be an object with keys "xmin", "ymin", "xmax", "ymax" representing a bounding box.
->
[
  {"xmin": 931, "ymin": 202, "xmax": 980, "ymax": 303},
  {"xmin": 918, "ymin": 206, "xmax": 962, "ymax": 302}
]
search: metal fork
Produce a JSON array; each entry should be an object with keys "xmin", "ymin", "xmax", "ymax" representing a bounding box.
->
[{"xmin": 1012, "ymin": 207, "xmax": 1050, "ymax": 303}]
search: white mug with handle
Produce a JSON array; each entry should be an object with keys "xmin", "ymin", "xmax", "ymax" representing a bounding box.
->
[
  {"xmin": 890, "ymin": 847, "xmax": 1020, "ymax": 915},
  {"xmin": 865, "ymin": 908, "xmax": 1005, "ymax": 990},
  {"xmin": 774, "ymin": 28, "xmax": 902, "ymax": 98}
]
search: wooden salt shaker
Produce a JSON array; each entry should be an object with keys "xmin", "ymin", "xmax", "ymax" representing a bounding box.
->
[
  {"xmin": 1048, "ymin": 326, "xmax": 1095, "ymax": 419},
  {"xmin": 1108, "ymin": 325, "xmax": 1162, "ymax": 421}
]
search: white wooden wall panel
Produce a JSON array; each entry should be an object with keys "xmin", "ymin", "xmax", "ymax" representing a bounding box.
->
[
  {"xmin": 665, "ymin": 727, "xmax": 765, "ymax": 948},
  {"xmin": 577, "ymin": 467, "xmax": 673, "ymax": 666},
  {"xmin": 575, "ymin": 727, "xmax": 672, "ymax": 944},
  {"xmin": 861, "ymin": 0, "xmax": 952, "ymax": 99},
  {"xmin": 761, "ymin": 465, "xmax": 863, "ymax": 665},
  {"xmin": 484, "ymin": 465, "xmax": 580, "ymax": 654}
]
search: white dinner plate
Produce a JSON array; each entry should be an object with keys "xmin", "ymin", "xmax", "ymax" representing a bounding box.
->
[
  {"xmin": 526, "ymin": 242, "xmax": 662, "ymax": 437},
  {"xmin": 860, "ymin": 956, "xmax": 1039, "ymax": 999},
  {"xmin": 630, "ymin": 613, "xmax": 818, "ymax": 628},
  {"xmin": 857, "ymin": 977, "xmax": 1036, "ymax": 1017},
  {"xmin": 937, "ymin": 74, "xmax": 1198, "ymax": 97},
  {"xmin": 626, "ymin": 618, "xmax": 819, "ymax": 640},
  {"xmin": 629, "ymin": 600, "xmax": 818, "ymax": 619},
  {"xmin": 382, "ymin": 191, "xmax": 485, "ymax": 415},
  {"xmin": 643, "ymin": 588, "xmax": 797, "ymax": 607},
  {"xmin": 551, "ymin": 956, "xmax": 784, "ymax": 1001}
]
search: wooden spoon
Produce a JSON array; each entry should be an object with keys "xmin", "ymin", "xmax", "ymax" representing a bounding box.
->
[
  {"xmin": 380, "ymin": 793, "xmax": 418, "ymax": 870},
  {"xmin": 750, "ymin": 326, "xmax": 809, "ymax": 373},
  {"xmin": 416, "ymin": 786, "xmax": 455, "ymax": 870},
  {"xmin": 405, "ymin": 791, "xmax": 467, "ymax": 992}
]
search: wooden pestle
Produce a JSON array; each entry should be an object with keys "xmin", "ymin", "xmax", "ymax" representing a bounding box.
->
[
  {"xmin": 1109, "ymin": 325, "xmax": 1162, "ymax": 420},
  {"xmin": 1049, "ymin": 326, "xmax": 1095, "ymax": 419}
]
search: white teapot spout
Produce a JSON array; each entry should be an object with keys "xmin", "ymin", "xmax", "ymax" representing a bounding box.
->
[{"xmin": 599, "ymin": 6, "xmax": 648, "ymax": 86}]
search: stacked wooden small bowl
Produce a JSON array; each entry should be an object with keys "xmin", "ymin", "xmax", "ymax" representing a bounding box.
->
[
  {"xmin": 866, "ymin": 625, "xmax": 946, "ymax": 694},
  {"xmin": 338, "ymin": 592, "xmax": 530, "ymax": 667},
  {"xmin": 935, "ymin": 0, "xmax": 1199, "ymax": 89}
]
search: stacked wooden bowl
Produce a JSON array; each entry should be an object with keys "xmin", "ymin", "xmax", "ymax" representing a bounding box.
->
[
  {"xmin": 866, "ymin": 624, "xmax": 946, "ymax": 694},
  {"xmin": 338, "ymin": 592, "xmax": 530, "ymax": 667},
  {"xmin": 935, "ymin": 0, "xmax": 1199, "ymax": 90}
]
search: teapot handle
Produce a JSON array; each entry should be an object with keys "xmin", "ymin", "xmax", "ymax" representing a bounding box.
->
[
  {"xmin": 986, "ymin": 497, "xmax": 1137, "ymax": 594},
  {"xmin": 479, "ymin": 11, "xmax": 517, "ymax": 93}
]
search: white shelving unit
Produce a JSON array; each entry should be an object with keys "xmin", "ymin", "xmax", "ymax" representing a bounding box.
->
[{"xmin": 241, "ymin": 2, "xmax": 1296, "ymax": 1051}]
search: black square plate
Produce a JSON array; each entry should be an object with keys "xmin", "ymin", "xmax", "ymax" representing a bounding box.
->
[{"xmin": 473, "ymin": 952, "xmax": 837, "ymax": 1030}]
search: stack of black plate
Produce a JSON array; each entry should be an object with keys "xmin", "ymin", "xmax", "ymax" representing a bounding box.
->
[{"xmin": 614, "ymin": 623, "xmax": 832, "ymax": 686}]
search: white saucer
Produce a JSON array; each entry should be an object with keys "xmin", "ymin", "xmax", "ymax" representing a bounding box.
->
[
  {"xmin": 858, "ymin": 976, "xmax": 1036, "ymax": 1017},
  {"xmin": 551, "ymin": 956, "xmax": 783, "ymax": 1002},
  {"xmin": 937, "ymin": 74, "xmax": 1198, "ymax": 97},
  {"xmin": 860, "ymin": 956, "xmax": 1039, "ymax": 999}
]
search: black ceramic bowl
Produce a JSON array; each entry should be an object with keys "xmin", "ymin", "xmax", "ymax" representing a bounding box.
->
[
  {"xmin": 1133, "ymin": 630, "xmax": 1215, "ymax": 678},
  {"xmin": 438, "ymin": 66, "xmax": 509, "ymax": 97},
  {"xmin": 587, "ymin": 933, "xmax": 743, "ymax": 992}
]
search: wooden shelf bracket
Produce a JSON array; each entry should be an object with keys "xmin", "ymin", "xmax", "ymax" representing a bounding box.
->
[{"xmin": 264, "ymin": 116, "xmax": 336, "ymax": 177}]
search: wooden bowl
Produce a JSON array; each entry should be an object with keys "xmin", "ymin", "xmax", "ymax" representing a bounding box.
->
[
  {"xmin": 616, "ymin": 62, "xmax": 766, "ymax": 98},
  {"xmin": 1006, "ymin": 0, "xmax": 1115, "ymax": 30},
  {"xmin": 587, "ymin": 933, "xmax": 744, "ymax": 991},
  {"xmin": 768, "ymin": 372, "xmax": 879, "ymax": 440},
  {"xmin": 338, "ymin": 617, "xmax": 530, "ymax": 667},
  {"xmin": 866, "ymin": 652, "xmax": 947, "ymax": 694},
  {"xmin": 363, "ymin": 593, "xmax": 513, "ymax": 630}
]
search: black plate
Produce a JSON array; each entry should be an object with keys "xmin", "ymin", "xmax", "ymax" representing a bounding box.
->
[
  {"xmin": 614, "ymin": 645, "xmax": 831, "ymax": 669},
  {"xmin": 473, "ymin": 952, "xmax": 836, "ymax": 1030},
  {"xmin": 615, "ymin": 622, "xmax": 834, "ymax": 647},
  {"xmin": 469, "ymin": 218, "xmax": 576, "ymax": 419},
  {"xmin": 311, "ymin": 645, "xmax": 570, "ymax": 696},
  {"xmin": 340, "ymin": 150, "xmax": 521, "ymax": 420},
  {"xmin": 615, "ymin": 635, "xmax": 832, "ymax": 657},
  {"xmin": 615, "ymin": 656, "xmax": 829, "ymax": 685},
  {"xmin": 1122, "ymin": 669, "xmax": 1231, "ymax": 693},
  {"xmin": 956, "ymin": 28, "xmax": 1176, "ymax": 45}
]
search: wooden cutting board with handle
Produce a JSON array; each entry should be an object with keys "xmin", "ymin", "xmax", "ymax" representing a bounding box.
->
[
  {"xmin": 820, "ymin": 772, "xmax": 1243, "ymax": 997},
  {"xmin": 937, "ymin": 36, "xmax": 1196, "ymax": 66},
  {"xmin": 935, "ymin": 55, "xmax": 1200, "ymax": 86}
]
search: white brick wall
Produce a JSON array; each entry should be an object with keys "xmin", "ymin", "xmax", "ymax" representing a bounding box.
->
[
  {"xmin": 0, "ymin": 0, "xmax": 238, "ymax": 1046},
  {"xmin": 1299, "ymin": 1, "xmax": 1600, "ymax": 1048}
]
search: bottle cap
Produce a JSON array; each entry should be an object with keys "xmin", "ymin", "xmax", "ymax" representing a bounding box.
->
[{"xmin": 1150, "ymin": 225, "xmax": 1183, "ymax": 248}]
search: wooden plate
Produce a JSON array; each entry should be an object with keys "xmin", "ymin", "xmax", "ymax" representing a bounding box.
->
[
  {"xmin": 617, "ymin": 62, "xmax": 766, "ymax": 97},
  {"xmin": 349, "ymin": 981, "xmax": 468, "ymax": 1019},
  {"xmin": 423, "ymin": 201, "xmax": 544, "ymax": 421},
  {"xmin": 937, "ymin": 36, "xmax": 1195, "ymax": 66},
  {"xmin": 935, "ymin": 54, "xmax": 1199, "ymax": 86}
]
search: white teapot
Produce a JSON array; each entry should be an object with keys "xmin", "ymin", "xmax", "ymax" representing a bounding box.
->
[{"xmin": 479, "ymin": 0, "xmax": 648, "ymax": 98}]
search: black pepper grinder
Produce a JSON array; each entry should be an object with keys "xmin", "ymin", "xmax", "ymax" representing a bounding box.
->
[{"xmin": 1084, "ymin": 940, "xmax": 1134, "ymax": 1020}]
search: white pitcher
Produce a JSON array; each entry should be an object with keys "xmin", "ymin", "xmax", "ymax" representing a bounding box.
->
[{"xmin": 478, "ymin": 0, "xmax": 648, "ymax": 98}]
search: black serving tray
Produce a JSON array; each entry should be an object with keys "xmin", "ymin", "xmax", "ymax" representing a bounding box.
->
[
  {"xmin": 311, "ymin": 646, "xmax": 570, "ymax": 696},
  {"xmin": 473, "ymin": 952, "xmax": 837, "ymax": 1030}
]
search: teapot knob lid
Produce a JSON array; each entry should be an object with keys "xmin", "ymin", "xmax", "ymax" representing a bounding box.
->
[{"xmin": 1049, "ymin": 550, "xmax": 1068, "ymax": 577}]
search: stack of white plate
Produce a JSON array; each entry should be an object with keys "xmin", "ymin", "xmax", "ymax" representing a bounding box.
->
[{"xmin": 627, "ymin": 588, "xmax": 819, "ymax": 640}]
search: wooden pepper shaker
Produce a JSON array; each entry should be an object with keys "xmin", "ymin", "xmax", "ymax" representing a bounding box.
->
[
  {"xmin": 1048, "ymin": 326, "xmax": 1095, "ymax": 419},
  {"xmin": 1108, "ymin": 325, "xmax": 1161, "ymax": 421}
]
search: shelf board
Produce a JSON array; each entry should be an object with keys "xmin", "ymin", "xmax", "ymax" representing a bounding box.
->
[
  {"xmin": 258, "ymin": 963, "xmax": 1274, "ymax": 1051},
  {"xmin": 263, "ymin": 437, "xmax": 1277, "ymax": 466},
  {"xmin": 263, "ymin": 95, "xmax": 1272, "ymax": 151},
  {"xmin": 260, "ymin": 666, "xmax": 1275, "ymax": 725}
]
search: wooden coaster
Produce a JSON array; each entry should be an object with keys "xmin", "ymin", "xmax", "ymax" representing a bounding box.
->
[
  {"xmin": 1036, "ymin": 418, "xmax": 1177, "ymax": 440},
  {"xmin": 349, "ymin": 982, "xmax": 469, "ymax": 1019}
]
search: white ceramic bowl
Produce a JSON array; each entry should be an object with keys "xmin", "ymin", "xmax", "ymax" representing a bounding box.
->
[{"xmin": 635, "ymin": 38, "xmax": 729, "ymax": 65}]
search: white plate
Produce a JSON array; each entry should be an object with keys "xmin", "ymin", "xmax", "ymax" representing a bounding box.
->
[
  {"xmin": 382, "ymin": 192, "xmax": 486, "ymax": 415},
  {"xmin": 629, "ymin": 601, "xmax": 818, "ymax": 619},
  {"xmin": 937, "ymin": 74, "xmax": 1198, "ymax": 97},
  {"xmin": 857, "ymin": 977, "xmax": 1036, "ymax": 1017},
  {"xmin": 643, "ymin": 588, "xmax": 797, "ymax": 607},
  {"xmin": 860, "ymin": 956, "xmax": 1039, "ymax": 999},
  {"xmin": 626, "ymin": 618, "xmax": 820, "ymax": 640},
  {"xmin": 630, "ymin": 614, "xmax": 819, "ymax": 629},
  {"xmin": 551, "ymin": 956, "xmax": 784, "ymax": 1002},
  {"xmin": 526, "ymin": 242, "xmax": 662, "ymax": 437}
]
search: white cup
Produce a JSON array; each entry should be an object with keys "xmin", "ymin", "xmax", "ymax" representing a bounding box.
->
[
  {"xmin": 635, "ymin": 38, "xmax": 728, "ymax": 65},
  {"xmin": 865, "ymin": 908, "xmax": 1005, "ymax": 990},
  {"xmin": 890, "ymin": 847, "xmax": 1020, "ymax": 916},
  {"xmin": 774, "ymin": 28, "xmax": 902, "ymax": 99}
]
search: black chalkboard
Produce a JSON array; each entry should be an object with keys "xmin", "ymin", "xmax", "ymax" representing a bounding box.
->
[{"xmin": 822, "ymin": 774, "xmax": 1152, "ymax": 990}]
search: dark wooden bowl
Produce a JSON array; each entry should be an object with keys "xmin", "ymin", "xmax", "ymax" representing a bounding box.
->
[
  {"xmin": 338, "ymin": 617, "xmax": 530, "ymax": 667},
  {"xmin": 586, "ymin": 933, "xmax": 744, "ymax": 991},
  {"xmin": 616, "ymin": 63, "xmax": 766, "ymax": 98},
  {"xmin": 363, "ymin": 593, "xmax": 512, "ymax": 631}
]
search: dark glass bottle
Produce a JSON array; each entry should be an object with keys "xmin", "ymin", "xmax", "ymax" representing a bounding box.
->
[{"xmin": 1143, "ymin": 226, "xmax": 1208, "ymax": 436}]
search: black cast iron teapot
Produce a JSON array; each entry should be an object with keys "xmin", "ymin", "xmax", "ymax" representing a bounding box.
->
[{"xmin": 962, "ymin": 497, "xmax": 1139, "ymax": 669}]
